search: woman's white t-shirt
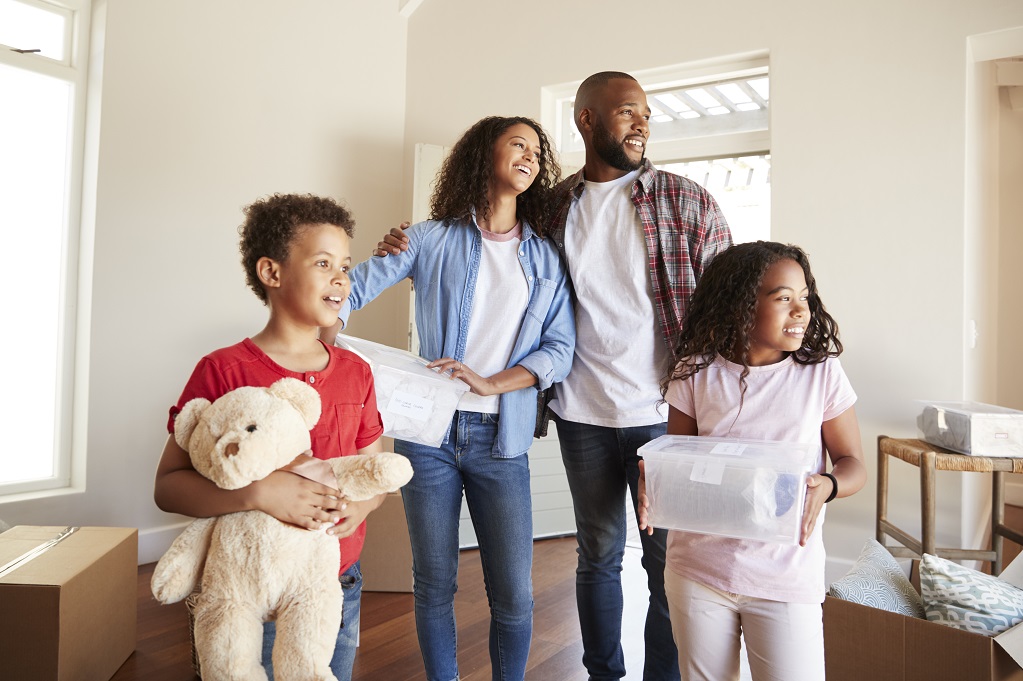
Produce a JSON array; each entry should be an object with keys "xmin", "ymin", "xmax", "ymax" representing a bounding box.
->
[{"xmin": 459, "ymin": 223, "xmax": 528, "ymax": 414}]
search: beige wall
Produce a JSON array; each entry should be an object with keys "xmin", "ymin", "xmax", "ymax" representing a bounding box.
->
[
  {"xmin": 400, "ymin": 0, "xmax": 1023, "ymax": 562},
  {"xmin": 0, "ymin": 0, "xmax": 409, "ymax": 561}
]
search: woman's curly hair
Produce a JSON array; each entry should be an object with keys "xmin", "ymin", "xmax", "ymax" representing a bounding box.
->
[
  {"xmin": 429, "ymin": 116, "xmax": 561, "ymax": 234},
  {"xmin": 239, "ymin": 193, "xmax": 355, "ymax": 304},
  {"xmin": 663, "ymin": 241, "xmax": 842, "ymax": 400}
]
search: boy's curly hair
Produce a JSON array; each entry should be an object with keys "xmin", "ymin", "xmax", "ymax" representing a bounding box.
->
[
  {"xmin": 239, "ymin": 193, "xmax": 355, "ymax": 304},
  {"xmin": 663, "ymin": 241, "xmax": 843, "ymax": 399},
  {"xmin": 430, "ymin": 116, "xmax": 561, "ymax": 235}
]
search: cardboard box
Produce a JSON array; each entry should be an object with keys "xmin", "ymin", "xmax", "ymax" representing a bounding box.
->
[
  {"xmin": 0, "ymin": 526, "xmax": 138, "ymax": 681},
  {"xmin": 640, "ymin": 434, "xmax": 818, "ymax": 544},
  {"xmin": 824, "ymin": 555, "xmax": 1023, "ymax": 681},
  {"xmin": 334, "ymin": 333, "xmax": 469, "ymax": 447},
  {"xmin": 359, "ymin": 493, "xmax": 413, "ymax": 592}
]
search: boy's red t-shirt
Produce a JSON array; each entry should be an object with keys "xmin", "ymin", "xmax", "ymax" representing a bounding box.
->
[{"xmin": 168, "ymin": 338, "xmax": 385, "ymax": 573}]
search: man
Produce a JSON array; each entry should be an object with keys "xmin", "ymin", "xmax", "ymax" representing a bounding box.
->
[
  {"xmin": 541, "ymin": 71, "xmax": 731, "ymax": 681},
  {"xmin": 375, "ymin": 72, "xmax": 732, "ymax": 680}
]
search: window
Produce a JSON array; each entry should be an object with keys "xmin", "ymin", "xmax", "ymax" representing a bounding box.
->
[
  {"xmin": 0, "ymin": 0, "xmax": 92, "ymax": 494},
  {"xmin": 659, "ymin": 154, "xmax": 771, "ymax": 244},
  {"xmin": 542, "ymin": 54, "xmax": 770, "ymax": 242}
]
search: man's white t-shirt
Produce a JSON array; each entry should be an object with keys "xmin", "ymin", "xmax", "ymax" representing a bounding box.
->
[{"xmin": 549, "ymin": 169, "xmax": 670, "ymax": 427}]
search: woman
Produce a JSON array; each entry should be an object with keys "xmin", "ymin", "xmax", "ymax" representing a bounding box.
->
[{"xmin": 335, "ymin": 116, "xmax": 574, "ymax": 681}]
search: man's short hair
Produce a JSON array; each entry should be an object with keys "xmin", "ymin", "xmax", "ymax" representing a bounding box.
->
[{"xmin": 574, "ymin": 71, "xmax": 638, "ymax": 125}]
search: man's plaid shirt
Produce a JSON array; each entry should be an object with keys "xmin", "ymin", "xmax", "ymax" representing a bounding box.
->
[{"xmin": 546, "ymin": 159, "xmax": 733, "ymax": 354}]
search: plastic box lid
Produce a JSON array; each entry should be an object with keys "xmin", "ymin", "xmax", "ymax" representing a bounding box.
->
[
  {"xmin": 916, "ymin": 401, "xmax": 1023, "ymax": 418},
  {"xmin": 639, "ymin": 434, "xmax": 819, "ymax": 472},
  {"xmin": 334, "ymin": 334, "xmax": 470, "ymax": 393}
]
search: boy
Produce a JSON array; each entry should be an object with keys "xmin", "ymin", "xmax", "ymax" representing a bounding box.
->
[{"xmin": 154, "ymin": 193, "xmax": 385, "ymax": 680}]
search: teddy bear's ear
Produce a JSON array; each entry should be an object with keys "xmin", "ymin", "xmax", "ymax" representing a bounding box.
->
[
  {"xmin": 174, "ymin": 397, "xmax": 211, "ymax": 451},
  {"xmin": 268, "ymin": 378, "xmax": 321, "ymax": 429}
]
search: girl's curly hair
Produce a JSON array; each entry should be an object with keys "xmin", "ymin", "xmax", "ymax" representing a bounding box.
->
[
  {"xmin": 429, "ymin": 116, "xmax": 561, "ymax": 234},
  {"xmin": 239, "ymin": 193, "xmax": 354, "ymax": 304},
  {"xmin": 663, "ymin": 241, "xmax": 842, "ymax": 400}
]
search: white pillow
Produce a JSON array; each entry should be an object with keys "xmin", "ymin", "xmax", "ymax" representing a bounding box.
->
[
  {"xmin": 920, "ymin": 553, "xmax": 1023, "ymax": 636},
  {"xmin": 828, "ymin": 539, "xmax": 924, "ymax": 617}
]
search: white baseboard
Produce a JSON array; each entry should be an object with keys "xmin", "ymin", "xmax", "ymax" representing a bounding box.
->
[{"xmin": 139, "ymin": 521, "xmax": 188, "ymax": 565}]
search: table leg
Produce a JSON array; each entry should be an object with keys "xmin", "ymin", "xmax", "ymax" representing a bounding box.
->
[
  {"xmin": 921, "ymin": 448, "xmax": 936, "ymax": 558},
  {"xmin": 877, "ymin": 436, "xmax": 889, "ymax": 545},
  {"xmin": 994, "ymin": 471, "xmax": 1005, "ymax": 575}
]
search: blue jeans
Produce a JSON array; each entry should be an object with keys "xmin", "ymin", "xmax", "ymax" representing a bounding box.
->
[
  {"xmin": 261, "ymin": 561, "xmax": 362, "ymax": 680},
  {"xmin": 396, "ymin": 411, "xmax": 534, "ymax": 681},
  {"xmin": 553, "ymin": 415, "xmax": 679, "ymax": 681}
]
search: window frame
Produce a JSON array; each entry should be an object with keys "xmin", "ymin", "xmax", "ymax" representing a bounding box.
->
[{"xmin": 0, "ymin": 0, "xmax": 92, "ymax": 497}]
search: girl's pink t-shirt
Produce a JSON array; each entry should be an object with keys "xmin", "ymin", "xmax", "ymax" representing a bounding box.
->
[{"xmin": 663, "ymin": 355, "xmax": 856, "ymax": 603}]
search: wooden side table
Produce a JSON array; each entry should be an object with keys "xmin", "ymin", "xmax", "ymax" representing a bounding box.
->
[{"xmin": 876, "ymin": 435, "xmax": 1023, "ymax": 575}]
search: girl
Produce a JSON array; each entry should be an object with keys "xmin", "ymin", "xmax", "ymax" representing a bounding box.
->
[
  {"xmin": 325, "ymin": 116, "xmax": 574, "ymax": 681},
  {"xmin": 638, "ymin": 241, "xmax": 866, "ymax": 681}
]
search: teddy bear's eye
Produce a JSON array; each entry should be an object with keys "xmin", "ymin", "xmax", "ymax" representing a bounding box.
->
[{"xmin": 246, "ymin": 424, "xmax": 257, "ymax": 433}]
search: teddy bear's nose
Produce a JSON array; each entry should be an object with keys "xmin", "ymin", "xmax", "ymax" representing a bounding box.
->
[{"xmin": 225, "ymin": 442, "xmax": 240, "ymax": 457}]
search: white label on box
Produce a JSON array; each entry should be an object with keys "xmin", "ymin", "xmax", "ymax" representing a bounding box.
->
[
  {"xmin": 710, "ymin": 442, "xmax": 747, "ymax": 456},
  {"xmin": 690, "ymin": 460, "xmax": 726, "ymax": 485},
  {"xmin": 388, "ymin": 390, "xmax": 434, "ymax": 422}
]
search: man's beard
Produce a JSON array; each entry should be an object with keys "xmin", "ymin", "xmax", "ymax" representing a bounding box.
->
[{"xmin": 592, "ymin": 117, "xmax": 644, "ymax": 172}]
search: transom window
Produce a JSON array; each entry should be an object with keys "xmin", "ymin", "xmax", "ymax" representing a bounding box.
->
[{"xmin": 556, "ymin": 74, "xmax": 769, "ymax": 156}]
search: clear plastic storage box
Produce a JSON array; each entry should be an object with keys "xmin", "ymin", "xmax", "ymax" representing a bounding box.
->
[
  {"xmin": 640, "ymin": 434, "xmax": 820, "ymax": 545},
  {"xmin": 334, "ymin": 334, "xmax": 469, "ymax": 447},
  {"xmin": 916, "ymin": 401, "xmax": 1023, "ymax": 457}
]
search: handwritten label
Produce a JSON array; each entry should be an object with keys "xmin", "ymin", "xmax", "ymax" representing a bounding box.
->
[
  {"xmin": 710, "ymin": 442, "xmax": 747, "ymax": 456},
  {"xmin": 388, "ymin": 390, "xmax": 434, "ymax": 421},
  {"xmin": 690, "ymin": 460, "xmax": 726, "ymax": 485}
]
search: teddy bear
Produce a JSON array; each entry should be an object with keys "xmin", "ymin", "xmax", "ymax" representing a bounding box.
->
[{"xmin": 151, "ymin": 377, "xmax": 413, "ymax": 681}]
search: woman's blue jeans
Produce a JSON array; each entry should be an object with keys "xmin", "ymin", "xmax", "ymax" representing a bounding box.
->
[
  {"xmin": 553, "ymin": 415, "xmax": 679, "ymax": 681},
  {"xmin": 261, "ymin": 561, "xmax": 362, "ymax": 680},
  {"xmin": 396, "ymin": 411, "xmax": 534, "ymax": 681}
]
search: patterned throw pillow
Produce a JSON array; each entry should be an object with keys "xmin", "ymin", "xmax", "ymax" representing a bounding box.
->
[
  {"xmin": 920, "ymin": 553, "xmax": 1023, "ymax": 636},
  {"xmin": 828, "ymin": 539, "xmax": 924, "ymax": 617}
]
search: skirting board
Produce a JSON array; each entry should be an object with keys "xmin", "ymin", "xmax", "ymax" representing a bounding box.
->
[{"xmin": 139, "ymin": 521, "xmax": 188, "ymax": 565}]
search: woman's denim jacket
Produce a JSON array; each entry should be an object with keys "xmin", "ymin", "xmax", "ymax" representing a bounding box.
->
[{"xmin": 341, "ymin": 216, "xmax": 575, "ymax": 458}]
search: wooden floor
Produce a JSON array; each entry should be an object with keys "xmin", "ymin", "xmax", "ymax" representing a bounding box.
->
[
  {"xmin": 110, "ymin": 507, "xmax": 1023, "ymax": 681},
  {"xmin": 111, "ymin": 536, "xmax": 615, "ymax": 681}
]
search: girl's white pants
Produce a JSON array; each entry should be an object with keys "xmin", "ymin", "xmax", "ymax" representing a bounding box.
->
[{"xmin": 664, "ymin": 569, "xmax": 826, "ymax": 681}]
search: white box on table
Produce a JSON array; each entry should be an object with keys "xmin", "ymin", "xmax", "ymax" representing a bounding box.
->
[
  {"xmin": 640, "ymin": 434, "xmax": 818, "ymax": 544},
  {"xmin": 334, "ymin": 333, "xmax": 469, "ymax": 447},
  {"xmin": 916, "ymin": 401, "xmax": 1023, "ymax": 457}
]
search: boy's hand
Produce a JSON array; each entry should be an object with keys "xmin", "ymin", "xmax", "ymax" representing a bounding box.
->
[
  {"xmin": 373, "ymin": 222, "xmax": 411, "ymax": 257},
  {"xmin": 799, "ymin": 473, "xmax": 834, "ymax": 546},
  {"xmin": 247, "ymin": 469, "xmax": 345, "ymax": 531},
  {"xmin": 328, "ymin": 493, "xmax": 386, "ymax": 538},
  {"xmin": 637, "ymin": 460, "xmax": 654, "ymax": 536}
]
